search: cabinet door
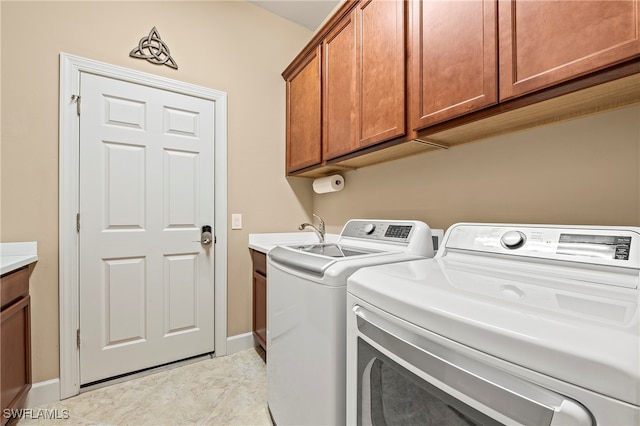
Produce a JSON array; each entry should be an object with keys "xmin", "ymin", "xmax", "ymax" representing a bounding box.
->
[
  {"xmin": 358, "ymin": 0, "xmax": 405, "ymax": 146},
  {"xmin": 1, "ymin": 295, "xmax": 31, "ymax": 419},
  {"xmin": 252, "ymin": 271, "xmax": 267, "ymax": 351},
  {"xmin": 323, "ymin": 9, "xmax": 358, "ymax": 160},
  {"xmin": 323, "ymin": 0, "xmax": 406, "ymax": 161},
  {"xmin": 409, "ymin": 0, "xmax": 497, "ymax": 130},
  {"xmin": 286, "ymin": 45, "xmax": 322, "ymax": 172},
  {"xmin": 499, "ymin": 0, "xmax": 640, "ymax": 100}
]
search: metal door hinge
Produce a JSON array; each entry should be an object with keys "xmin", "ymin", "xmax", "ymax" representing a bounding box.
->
[
  {"xmin": 76, "ymin": 329, "xmax": 81, "ymax": 348},
  {"xmin": 214, "ymin": 236, "xmax": 217, "ymax": 244},
  {"xmin": 71, "ymin": 94, "xmax": 81, "ymax": 115},
  {"xmin": 76, "ymin": 213, "xmax": 80, "ymax": 232}
]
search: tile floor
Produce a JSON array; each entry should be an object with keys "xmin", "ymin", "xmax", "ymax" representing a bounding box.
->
[{"xmin": 16, "ymin": 347, "xmax": 272, "ymax": 426}]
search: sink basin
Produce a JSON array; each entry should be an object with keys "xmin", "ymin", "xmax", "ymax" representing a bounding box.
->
[{"xmin": 289, "ymin": 243, "xmax": 379, "ymax": 258}]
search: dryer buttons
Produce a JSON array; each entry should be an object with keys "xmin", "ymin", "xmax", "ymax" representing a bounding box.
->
[{"xmin": 501, "ymin": 231, "xmax": 526, "ymax": 249}]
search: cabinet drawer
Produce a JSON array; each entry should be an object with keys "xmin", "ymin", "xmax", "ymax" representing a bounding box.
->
[
  {"xmin": 252, "ymin": 250, "xmax": 267, "ymax": 276},
  {"xmin": 1, "ymin": 267, "xmax": 29, "ymax": 310}
]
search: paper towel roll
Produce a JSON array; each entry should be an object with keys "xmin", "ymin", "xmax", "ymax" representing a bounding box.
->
[{"xmin": 313, "ymin": 174, "xmax": 345, "ymax": 194}]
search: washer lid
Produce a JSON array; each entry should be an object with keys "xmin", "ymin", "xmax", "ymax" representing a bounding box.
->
[
  {"xmin": 287, "ymin": 243, "xmax": 381, "ymax": 258},
  {"xmin": 269, "ymin": 244, "xmax": 392, "ymax": 276},
  {"xmin": 347, "ymin": 256, "xmax": 640, "ymax": 405},
  {"xmin": 269, "ymin": 246, "xmax": 337, "ymax": 276}
]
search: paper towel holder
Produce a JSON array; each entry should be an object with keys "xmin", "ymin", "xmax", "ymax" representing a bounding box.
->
[{"xmin": 312, "ymin": 174, "xmax": 345, "ymax": 194}]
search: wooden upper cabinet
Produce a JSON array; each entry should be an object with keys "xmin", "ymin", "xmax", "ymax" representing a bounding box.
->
[
  {"xmin": 284, "ymin": 0, "xmax": 640, "ymax": 176},
  {"xmin": 323, "ymin": 0, "xmax": 405, "ymax": 161},
  {"xmin": 285, "ymin": 45, "xmax": 322, "ymax": 173},
  {"xmin": 499, "ymin": 0, "xmax": 640, "ymax": 100},
  {"xmin": 409, "ymin": 0, "xmax": 498, "ymax": 131}
]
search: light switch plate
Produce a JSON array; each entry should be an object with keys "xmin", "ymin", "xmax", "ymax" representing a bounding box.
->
[{"xmin": 231, "ymin": 213, "xmax": 242, "ymax": 230}]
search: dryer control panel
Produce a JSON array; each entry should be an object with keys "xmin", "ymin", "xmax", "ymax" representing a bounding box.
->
[{"xmin": 443, "ymin": 223, "xmax": 640, "ymax": 270}]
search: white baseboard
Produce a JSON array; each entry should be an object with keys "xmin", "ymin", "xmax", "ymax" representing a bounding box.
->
[
  {"xmin": 25, "ymin": 378, "xmax": 60, "ymax": 408},
  {"xmin": 225, "ymin": 332, "xmax": 257, "ymax": 355}
]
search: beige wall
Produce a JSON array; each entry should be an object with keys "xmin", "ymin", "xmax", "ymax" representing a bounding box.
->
[
  {"xmin": 315, "ymin": 105, "xmax": 640, "ymax": 233},
  {"xmin": 1, "ymin": 1, "xmax": 313, "ymax": 382},
  {"xmin": 2, "ymin": 0, "xmax": 639, "ymax": 387}
]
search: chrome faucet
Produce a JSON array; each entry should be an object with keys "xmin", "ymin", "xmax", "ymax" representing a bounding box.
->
[{"xmin": 299, "ymin": 214, "xmax": 325, "ymax": 243}]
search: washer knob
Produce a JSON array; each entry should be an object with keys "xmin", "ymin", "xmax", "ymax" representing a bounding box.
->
[
  {"xmin": 501, "ymin": 230, "xmax": 526, "ymax": 249},
  {"xmin": 363, "ymin": 223, "xmax": 376, "ymax": 235}
]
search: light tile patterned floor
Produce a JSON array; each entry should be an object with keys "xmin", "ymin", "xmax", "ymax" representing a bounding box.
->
[{"xmin": 16, "ymin": 348, "xmax": 272, "ymax": 426}]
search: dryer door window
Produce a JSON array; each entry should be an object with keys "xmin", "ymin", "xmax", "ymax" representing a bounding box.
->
[{"xmin": 357, "ymin": 337, "xmax": 499, "ymax": 426}]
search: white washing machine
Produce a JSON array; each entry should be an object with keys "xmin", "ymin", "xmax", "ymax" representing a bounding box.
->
[
  {"xmin": 346, "ymin": 223, "xmax": 640, "ymax": 425},
  {"xmin": 267, "ymin": 219, "xmax": 438, "ymax": 426}
]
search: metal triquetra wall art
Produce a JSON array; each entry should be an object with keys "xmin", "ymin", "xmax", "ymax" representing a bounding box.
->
[{"xmin": 130, "ymin": 26, "xmax": 178, "ymax": 70}]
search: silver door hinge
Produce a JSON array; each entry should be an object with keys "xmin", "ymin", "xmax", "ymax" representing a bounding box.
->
[
  {"xmin": 215, "ymin": 236, "xmax": 217, "ymax": 244},
  {"xmin": 77, "ymin": 329, "xmax": 81, "ymax": 348},
  {"xmin": 76, "ymin": 213, "xmax": 80, "ymax": 232},
  {"xmin": 71, "ymin": 94, "xmax": 81, "ymax": 115}
]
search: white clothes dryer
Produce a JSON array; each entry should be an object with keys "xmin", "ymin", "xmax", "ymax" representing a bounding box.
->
[
  {"xmin": 267, "ymin": 219, "xmax": 438, "ymax": 426},
  {"xmin": 346, "ymin": 223, "xmax": 640, "ymax": 425}
]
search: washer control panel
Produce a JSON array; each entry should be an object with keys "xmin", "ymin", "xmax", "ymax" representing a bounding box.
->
[{"xmin": 341, "ymin": 220, "xmax": 418, "ymax": 243}]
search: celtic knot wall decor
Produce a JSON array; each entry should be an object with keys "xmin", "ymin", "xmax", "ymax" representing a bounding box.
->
[{"xmin": 130, "ymin": 27, "xmax": 178, "ymax": 69}]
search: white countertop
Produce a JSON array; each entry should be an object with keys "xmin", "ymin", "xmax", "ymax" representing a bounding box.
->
[
  {"xmin": 0, "ymin": 242, "xmax": 38, "ymax": 275},
  {"xmin": 249, "ymin": 232, "xmax": 339, "ymax": 254}
]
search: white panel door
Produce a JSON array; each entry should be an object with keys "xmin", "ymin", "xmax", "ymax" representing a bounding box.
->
[{"xmin": 79, "ymin": 72, "xmax": 215, "ymax": 385}]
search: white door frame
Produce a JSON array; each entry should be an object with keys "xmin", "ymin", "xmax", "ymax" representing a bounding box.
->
[{"xmin": 58, "ymin": 53, "xmax": 228, "ymax": 399}]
